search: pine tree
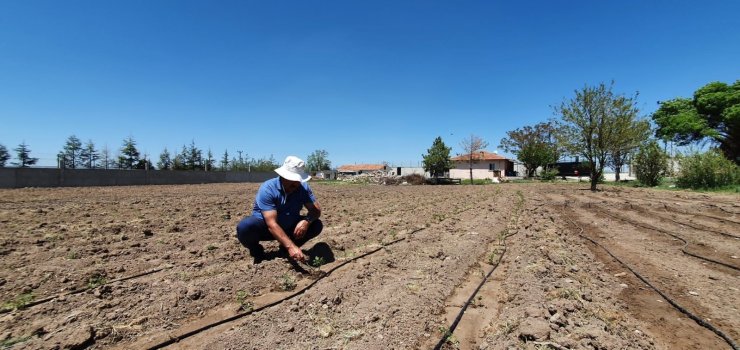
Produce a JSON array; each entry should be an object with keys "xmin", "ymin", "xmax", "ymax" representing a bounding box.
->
[
  {"xmin": 0, "ymin": 144, "xmax": 10, "ymax": 167},
  {"xmin": 422, "ymin": 137, "xmax": 452, "ymax": 178},
  {"xmin": 118, "ymin": 137, "xmax": 141, "ymax": 169},
  {"xmin": 157, "ymin": 148, "xmax": 172, "ymax": 170},
  {"xmin": 13, "ymin": 142, "xmax": 38, "ymax": 167},
  {"xmin": 79, "ymin": 140, "xmax": 100, "ymax": 168}
]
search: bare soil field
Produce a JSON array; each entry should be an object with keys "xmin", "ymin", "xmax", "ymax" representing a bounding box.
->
[{"xmin": 0, "ymin": 182, "xmax": 737, "ymax": 349}]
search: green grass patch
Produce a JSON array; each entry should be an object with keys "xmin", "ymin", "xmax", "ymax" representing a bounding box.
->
[{"xmin": 2, "ymin": 292, "xmax": 34, "ymax": 312}]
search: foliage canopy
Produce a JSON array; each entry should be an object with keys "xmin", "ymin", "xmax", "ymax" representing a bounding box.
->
[
  {"xmin": 652, "ymin": 80, "xmax": 740, "ymax": 164},
  {"xmin": 422, "ymin": 136, "xmax": 452, "ymax": 178}
]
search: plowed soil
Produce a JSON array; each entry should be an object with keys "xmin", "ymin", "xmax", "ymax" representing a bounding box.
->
[{"xmin": 0, "ymin": 183, "xmax": 737, "ymax": 349}]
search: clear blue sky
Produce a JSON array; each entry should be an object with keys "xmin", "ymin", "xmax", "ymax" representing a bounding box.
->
[{"xmin": 2, "ymin": 0, "xmax": 739, "ymax": 168}]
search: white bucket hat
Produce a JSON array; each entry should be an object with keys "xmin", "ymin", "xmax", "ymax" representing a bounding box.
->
[{"xmin": 275, "ymin": 156, "xmax": 311, "ymax": 182}]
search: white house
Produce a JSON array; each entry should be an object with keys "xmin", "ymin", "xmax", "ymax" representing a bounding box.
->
[{"xmin": 450, "ymin": 151, "xmax": 514, "ymax": 180}]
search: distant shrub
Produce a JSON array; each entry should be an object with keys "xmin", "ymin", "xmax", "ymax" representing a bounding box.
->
[
  {"xmin": 676, "ymin": 150, "xmax": 740, "ymax": 189},
  {"xmin": 634, "ymin": 141, "xmax": 668, "ymax": 187},
  {"xmin": 540, "ymin": 168, "xmax": 559, "ymax": 181},
  {"xmin": 403, "ymin": 174, "xmax": 426, "ymax": 185}
]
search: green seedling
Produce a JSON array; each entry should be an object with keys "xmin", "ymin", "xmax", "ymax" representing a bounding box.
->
[
  {"xmin": 236, "ymin": 290, "xmax": 253, "ymax": 311},
  {"xmin": 206, "ymin": 244, "xmax": 217, "ymax": 251},
  {"xmin": 1, "ymin": 293, "xmax": 35, "ymax": 312},
  {"xmin": 309, "ymin": 256, "xmax": 325, "ymax": 267},
  {"xmin": 66, "ymin": 251, "xmax": 80, "ymax": 259},
  {"xmin": 87, "ymin": 274, "xmax": 107, "ymax": 289},
  {"xmin": 279, "ymin": 274, "xmax": 296, "ymax": 291}
]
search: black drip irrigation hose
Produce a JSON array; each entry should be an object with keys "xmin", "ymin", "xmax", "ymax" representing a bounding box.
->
[
  {"xmin": 144, "ymin": 228, "xmax": 426, "ymax": 350},
  {"xmin": 432, "ymin": 241, "xmax": 509, "ymax": 350},
  {"xmin": 433, "ymin": 193, "xmax": 524, "ymax": 350},
  {"xmin": 591, "ymin": 204, "xmax": 740, "ymax": 272},
  {"xmin": 562, "ymin": 209, "xmax": 739, "ymax": 350},
  {"xmin": 0, "ymin": 265, "xmax": 173, "ymax": 314}
]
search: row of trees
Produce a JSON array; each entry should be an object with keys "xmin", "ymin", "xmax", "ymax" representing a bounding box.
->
[
  {"xmin": 3, "ymin": 135, "xmax": 334, "ymax": 174},
  {"xmin": 422, "ymin": 79, "xmax": 738, "ymax": 190},
  {"xmin": 0, "ymin": 142, "xmax": 39, "ymax": 168}
]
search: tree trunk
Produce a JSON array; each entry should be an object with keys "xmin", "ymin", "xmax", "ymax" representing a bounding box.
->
[
  {"xmin": 590, "ymin": 164, "xmax": 599, "ymax": 191},
  {"xmin": 614, "ymin": 163, "xmax": 621, "ymax": 182}
]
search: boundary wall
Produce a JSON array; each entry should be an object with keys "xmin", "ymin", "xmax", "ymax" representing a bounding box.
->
[{"xmin": 0, "ymin": 168, "xmax": 275, "ymax": 188}]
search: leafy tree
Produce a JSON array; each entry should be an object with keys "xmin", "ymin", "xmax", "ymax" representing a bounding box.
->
[
  {"xmin": 422, "ymin": 137, "xmax": 452, "ymax": 178},
  {"xmin": 652, "ymin": 80, "xmax": 740, "ymax": 164},
  {"xmin": 13, "ymin": 142, "xmax": 38, "ymax": 167},
  {"xmin": 220, "ymin": 149, "xmax": 230, "ymax": 171},
  {"xmin": 605, "ymin": 104, "xmax": 651, "ymax": 181},
  {"xmin": 118, "ymin": 136, "xmax": 141, "ymax": 169},
  {"xmin": 500, "ymin": 121, "xmax": 559, "ymax": 178},
  {"xmin": 555, "ymin": 82, "xmax": 639, "ymax": 191},
  {"xmin": 79, "ymin": 140, "xmax": 100, "ymax": 168},
  {"xmin": 459, "ymin": 134, "xmax": 489, "ymax": 184},
  {"xmin": 101, "ymin": 145, "xmax": 114, "ymax": 169},
  {"xmin": 0, "ymin": 144, "xmax": 10, "ymax": 167},
  {"xmin": 306, "ymin": 149, "xmax": 331, "ymax": 172},
  {"xmin": 157, "ymin": 147, "xmax": 172, "ymax": 170},
  {"xmin": 251, "ymin": 155, "xmax": 278, "ymax": 172},
  {"xmin": 61, "ymin": 135, "xmax": 83, "ymax": 168},
  {"xmin": 633, "ymin": 140, "xmax": 668, "ymax": 187}
]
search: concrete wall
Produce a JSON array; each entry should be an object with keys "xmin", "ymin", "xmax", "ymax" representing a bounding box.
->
[{"xmin": 0, "ymin": 168, "xmax": 275, "ymax": 188}]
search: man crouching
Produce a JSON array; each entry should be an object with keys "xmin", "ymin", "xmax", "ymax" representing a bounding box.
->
[{"xmin": 236, "ymin": 156, "xmax": 323, "ymax": 264}]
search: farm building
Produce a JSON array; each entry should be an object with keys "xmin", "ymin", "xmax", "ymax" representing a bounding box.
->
[
  {"xmin": 336, "ymin": 164, "xmax": 390, "ymax": 176},
  {"xmin": 450, "ymin": 151, "xmax": 514, "ymax": 180}
]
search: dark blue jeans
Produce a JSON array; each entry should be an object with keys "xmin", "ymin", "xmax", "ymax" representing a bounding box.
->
[{"xmin": 236, "ymin": 215, "xmax": 323, "ymax": 257}]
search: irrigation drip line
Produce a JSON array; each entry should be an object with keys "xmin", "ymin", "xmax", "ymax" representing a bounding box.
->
[
  {"xmin": 0, "ymin": 265, "xmax": 173, "ymax": 314},
  {"xmin": 563, "ymin": 209, "xmax": 739, "ymax": 350},
  {"xmin": 433, "ymin": 192, "xmax": 525, "ymax": 350},
  {"xmin": 432, "ymin": 242, "xmax": 509, "ymax": 350},
  {"xmin": 592, "ymin": 205, "xmax": 740, "ymax": 272},
  {"xmin": 143, "ymin": 228, "xmax": 426, "ymax": 350},
  {"xmin": 659, "ymin": 204, "xmax": 740, "ymax": 227}
]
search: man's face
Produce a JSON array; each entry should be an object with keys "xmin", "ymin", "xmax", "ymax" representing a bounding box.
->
[{"xmin": 281, "ymin": 178, "xmax": 301, "ymax": 194}]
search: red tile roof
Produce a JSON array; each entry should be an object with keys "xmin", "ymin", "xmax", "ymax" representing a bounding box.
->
[
  {"xmin": 451, "ymin": 151, "xmax": 509, "ymax": 161},
  {"xmin": 337, "ymin": 164, "xmax": 386, "ymax": 172}
]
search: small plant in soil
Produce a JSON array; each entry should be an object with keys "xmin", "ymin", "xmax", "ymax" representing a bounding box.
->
[
  {"xmin": 236, "ymin": 290, "xmax": 253, "ymax": 311},
  {"xmin": 88, "ymin": 274, "xmax": 107, "ymax": 289},
  {"xmin": 2, "ymin": 292, "xmax": 35, "ymax": 311},
  {"xmin": 1, "ymin": 335, "xmax": 32, "ymax": 348},
  {"xmin": 206, "ymin": 244, "xmax": 217, "ymax": 251},
  {"xmin": 498, "ymin": 320, "xmax": 518, "ymax": 335},
  {"xmin": 309, "ymin": 256, "xmax": 325, "ymax": 267},
  {"xmin": 279, "ymin": 274, "xmax": 296, "ymax": 291},
  {"xmin": 66, "ymin": 251, "xmax": 80, "ymax": 259},
  {"xmin": 438, "ymin": 326, "xmax": 459, "ymax": 348}
]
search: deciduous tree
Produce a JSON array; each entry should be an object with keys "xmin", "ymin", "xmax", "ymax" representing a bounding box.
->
[
  {"xmin": 422, "ymin": 137, "xmax": 452, "ymax": 178},
  {"xmin": 652, "ymin": 80, "xmax": 740, "ymax": 164},
  {"xmin": 555, "ymin": 82, "xmax": 639, "ymax": 191},
  {"xmin": 606, "ymin": 100, "xmax": 651, "ymax": 181},
  {"xmin": 460, "ymin": 134, "xmax": 489, "ymax": 184},
  {"xmin": 306, "ymin": 149, "xmax": 331, "ymax": 172},
  {"xmin": 500, "ymin": 122, "xmax": 560, "ymax": 178}
]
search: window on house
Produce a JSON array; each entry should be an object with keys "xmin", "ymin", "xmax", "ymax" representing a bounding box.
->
[{"xmin": 489, "ymin": 163, "xmax": 496, "ymax": 170}]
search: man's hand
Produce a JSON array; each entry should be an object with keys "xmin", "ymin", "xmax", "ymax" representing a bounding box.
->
[
  {"xmin": 287, "ymin": 246, "xmax": 306, "ymax": 262},
  {"xmin": 293, "ymin": 219, "xmax": 309, "ymax": 239}
]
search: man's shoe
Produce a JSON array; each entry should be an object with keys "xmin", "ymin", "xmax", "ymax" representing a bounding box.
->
[{"xmin": 248, "ymin": 245, "xmax": 266, "ymax": 264}]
